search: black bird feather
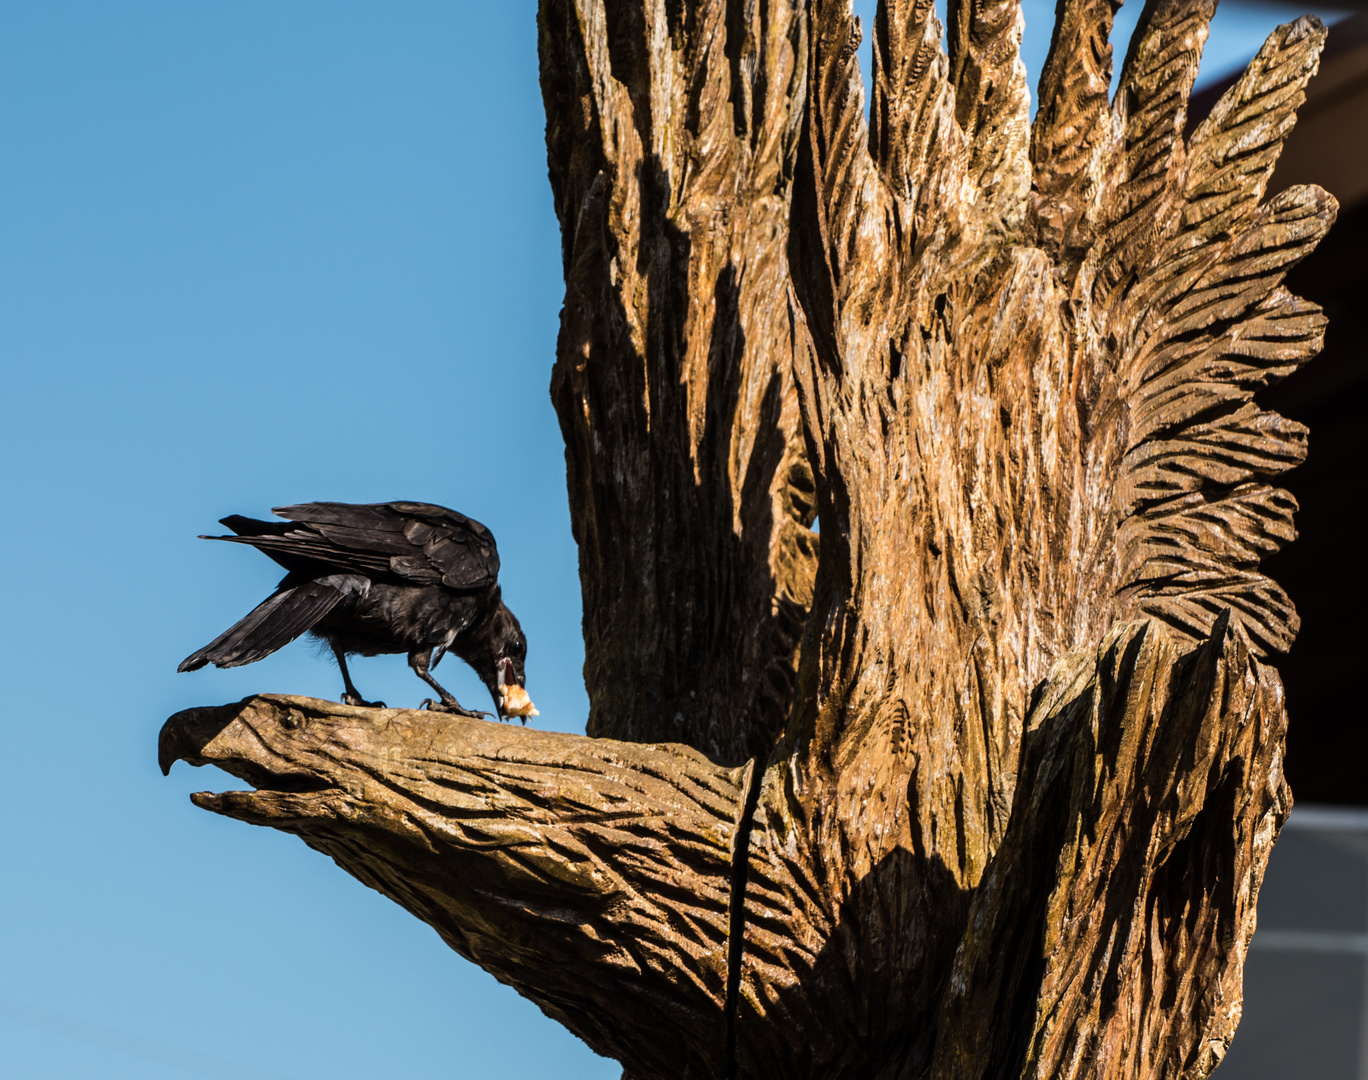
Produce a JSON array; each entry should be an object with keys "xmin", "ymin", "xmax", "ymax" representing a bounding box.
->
[{"xmin": 179, "ymin": 501, "xmax": 530, "ymax": 721}]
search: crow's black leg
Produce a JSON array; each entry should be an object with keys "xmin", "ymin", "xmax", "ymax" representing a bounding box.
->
[
  {"xmin": 409, "ymin": 648, "xmax": 490, "ymax": 718},
  {"xmin": 332, "ymin": 644, "xmax": 385, "ymax": 708}
]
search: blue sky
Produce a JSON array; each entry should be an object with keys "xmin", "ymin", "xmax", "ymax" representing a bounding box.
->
[{"xmin": 0, "ymin": 2, "xmax": 1346, "ymax": 1077}]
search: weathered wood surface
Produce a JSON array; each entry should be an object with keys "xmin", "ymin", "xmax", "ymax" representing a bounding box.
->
[
  {"xmin": 541, "ymin": 0, "xmax": 818, "ymax": 765},
  {"xmin": 160, "ymin": 695, "xmax": 749, "ymax": 1079},
  {"xmin": 163, "ymin": 3, "xmax": 1335, "ymax": 1078}
]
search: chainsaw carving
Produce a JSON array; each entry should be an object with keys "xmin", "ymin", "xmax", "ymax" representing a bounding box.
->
[{"xmin": 161, "ymin": 3, "xmax": 1334, "ymax": 1078}]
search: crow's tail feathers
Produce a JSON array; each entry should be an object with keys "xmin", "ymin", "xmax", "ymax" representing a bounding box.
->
[
  {"xmin": 178, "ymin": 581, "xmax": 345, "ymax": 671},
  {"xmin": 216, "ymin": 514, "xmax": 290, "ymax": 537}
]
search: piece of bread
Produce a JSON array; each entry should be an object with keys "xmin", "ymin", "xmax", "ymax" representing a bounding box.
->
[{"xmin": 500, "ymin": 684, "xmax": 540, "ymax": 719}]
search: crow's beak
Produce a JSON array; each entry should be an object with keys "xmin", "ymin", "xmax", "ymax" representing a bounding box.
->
[
  {"xmin": 491, "ymin": 657, "xmax": 508, "ymax": 718},
  {"xmin": 493, "ymin": 658, "xmax": 538, "ymax": 723}
]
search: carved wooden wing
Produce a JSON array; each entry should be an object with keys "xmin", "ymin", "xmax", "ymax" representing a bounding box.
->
[{"xmin": 162, "ymin": 4, "xmax": 1335, "ymax": 1079}]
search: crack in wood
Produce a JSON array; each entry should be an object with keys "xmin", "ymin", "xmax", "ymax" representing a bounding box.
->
[
  {"xmin": 161, "ymin": 4, "xmax": 1339, "ymax": 1077},
  {"xmin": 724, "ymin": 755, "xmax": 764, "ymax": 1080}
]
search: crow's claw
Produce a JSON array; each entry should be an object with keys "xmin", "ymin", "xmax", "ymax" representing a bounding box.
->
[
  {"xmin": 342, "ymin": 693, "xmax": 386, "ymax": 708},
  {"xmin": 420, "ymin": 698, "xmax": 491, "ymax": 719}
]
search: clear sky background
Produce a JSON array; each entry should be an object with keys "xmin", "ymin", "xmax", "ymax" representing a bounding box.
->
[{"xmin": 0, "ymin": 2, "xmax": 1347, "ymax": 1078}]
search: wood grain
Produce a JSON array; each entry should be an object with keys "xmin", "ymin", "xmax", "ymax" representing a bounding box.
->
[{"xmin": 164, "ymin": 5, "xmax": 1336, "ymax": 1077}]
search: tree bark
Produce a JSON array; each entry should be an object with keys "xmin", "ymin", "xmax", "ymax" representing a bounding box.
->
[{"xmin": 162, "ymin": 4, "xmax": 1335, "ymax": 1078}]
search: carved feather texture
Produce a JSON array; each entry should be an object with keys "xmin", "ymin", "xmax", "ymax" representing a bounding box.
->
[
  {"xmin": 1089, "ymin": 0, "xmax": 1215, "ymax": 318},
  {"xmin": 869, "ymin": 0, "xmax": 947, "ymax": 204},
  {"xmin": 1029, "ymin": 0, "xmax": 1121, "ymax": 252},
  {"xmin": 169, "ymin": 8, "xmax": 1336, "ymax": 1080},
  {"xmin": 782, "ymin": 13, "xmax": 1334, "ymax": 1064},
  {"xmin": 809, "ymin": 2, "xmax": 883, "ymax": 298},
  {"xmin": 947, "ymin": 0, "xmax": 1030, "ymax": 228},
  {"xmin": 541, "ymin": 0, "xmax": 818, "ymax": 763},
  {"xmin": 1107, "ymin": 17, "xmax": 1334, "ymax": 654},
  {"xmin": 789, "ymin": 4, "xmax": 1335, "ymax": 731}
]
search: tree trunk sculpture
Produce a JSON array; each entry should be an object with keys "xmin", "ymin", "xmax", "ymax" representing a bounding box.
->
[{"xmin": 160, "ymin": 3, "xmax": 1335, "ymax": 1078}]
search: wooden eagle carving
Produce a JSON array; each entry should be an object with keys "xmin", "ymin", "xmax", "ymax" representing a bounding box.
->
[{"xmin": 160, "ymin": 3, "xmax": 1334, "ymax": 1078}]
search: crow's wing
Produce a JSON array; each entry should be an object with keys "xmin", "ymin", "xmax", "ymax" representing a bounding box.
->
[
  {"xmin": 178, "ymin": 579, "xmax": 351, "ymax": 671},
  {"xmin": 254, "ymin": 501, "xmax": 501, "ymax": 590},
  {"xmin": 207, "ymin": 515, "xmax": 394, "ymax": 578}
]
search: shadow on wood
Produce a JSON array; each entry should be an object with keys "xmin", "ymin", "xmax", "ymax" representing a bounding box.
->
[{"xmin": 164, "ymin": 2, "xmax": 1335, "ymax": 1077}]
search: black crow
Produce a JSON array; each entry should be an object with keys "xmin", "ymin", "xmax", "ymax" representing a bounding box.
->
[{"xmin": 178, "ymin": 501, "xmax": 537, "ymax": 722}]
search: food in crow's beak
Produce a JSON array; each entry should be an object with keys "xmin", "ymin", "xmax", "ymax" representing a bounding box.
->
[{"xmin": 499, "ymin": 683, "xmax": 539, "ymax": 721}]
